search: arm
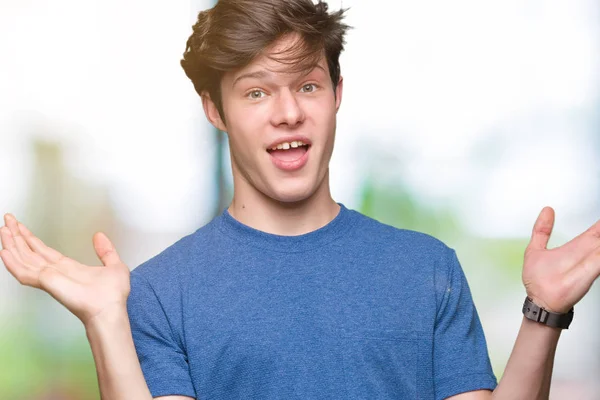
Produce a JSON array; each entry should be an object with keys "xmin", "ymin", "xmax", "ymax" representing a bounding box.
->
[
  {"xmin": 0, "ymin": 214, "xmax": 194, "ymax": 400},
  {"xmin": 447, "ymin": 318, "xmax": 560, "ymax": 400},
  {"xmin": 86, "ymin": 306, "xmax": 195, "ymax": 400},
  {"xmin": 85, "ymin": 305, "xmax": 155, "ymax": 400},
  {"xmin": 490, "ymin": 317, "xmax": 560, "ymax": 400},
  {"xmin": 449, "ymin": 207, "xmax": 600, "ymax": 400}
]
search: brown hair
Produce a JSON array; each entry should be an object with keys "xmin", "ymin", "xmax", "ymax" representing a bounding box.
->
[{"xmin": 180, "ymin": 0, "xmax": 350, "ymax": 121}]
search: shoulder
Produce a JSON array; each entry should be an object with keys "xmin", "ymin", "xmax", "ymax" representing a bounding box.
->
[
  {"xmin": 345, "ymin": 209, "xmax": 461, "ymax": 303},
  {"xmin": 347, "ymin": 208, "xmax": 453, "ymax": 260},
  {"xmin": 130, "ymin": 217, "xmax": 220, "ymax": 284},
  {"xmin": 344, "ymin": 209, "xmax": 466, "ymax": 328}
]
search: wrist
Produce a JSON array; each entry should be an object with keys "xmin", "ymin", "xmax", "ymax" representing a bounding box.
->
[
  {"xmin": 84, "ymin": 303, "xmax": 130, "ymax": 336},
  {"xmin": 522, "ymin": 315, "xmax": 562, "ymax": 333},
  {"xmin": 526, "ymin": 295, "xmax": 563, "ymax": 314},
  {"xmin": 522, "ymin": 296, "xmax": 574, "ymax": 330}
]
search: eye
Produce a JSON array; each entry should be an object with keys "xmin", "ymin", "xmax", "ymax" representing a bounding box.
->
[
  {"xmin": 300, "ymin": 83, "xmax": 317, "ymax": 93},
  {"xmin": 247, "ymin": 90, "xmax": 266, "ymax": 99}
]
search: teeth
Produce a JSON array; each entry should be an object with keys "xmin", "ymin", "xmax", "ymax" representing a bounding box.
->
[{"xmin": 270, "ymin": 141, "xmax": 308, "ymax": 151}]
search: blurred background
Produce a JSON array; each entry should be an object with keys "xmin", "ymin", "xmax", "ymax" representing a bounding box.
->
[{"xmin": 1, "ymin": 0, "xmax": 599, "ymax": 398}]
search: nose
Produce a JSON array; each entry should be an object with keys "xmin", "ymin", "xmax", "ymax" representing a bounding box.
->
[{"xmin": 271, "ymin": 89, "xmax": 305, "ymax": 128}]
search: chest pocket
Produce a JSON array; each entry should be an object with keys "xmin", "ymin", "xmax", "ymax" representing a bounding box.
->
[
  {"xmin": 340, "ymin": 328, "xmax": 421, "ymax": 400},
  {"xmin": 336, "ymin": 288, "xmax": 433, "ymax": 400}
]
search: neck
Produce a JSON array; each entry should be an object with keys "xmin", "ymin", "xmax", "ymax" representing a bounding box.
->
[{"xmin": 227, "ymin": 171, "xmax": 340, "ymax": 236}]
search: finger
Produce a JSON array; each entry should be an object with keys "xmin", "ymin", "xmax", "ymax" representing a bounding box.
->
[
  {"xmin": 583, "ymin": 218, "xmax": 600, "ymax": 241},
  {"xmin": 558, "ymin": 218, "xmax": 600, "ymax": 260},
  {"xmin": 527, "ymin": 207, "xmax": 555, "ymax": 251},
  {"xmin": 4, "ymin": 214, "xmax": 34, "ymax": 259},
  {"xmin": 0, "ymin": 248, "xmax": 41, "ymax": 288},
  {"xmin": 0, "ymin": 248, "xmax": 22, "ymax": 280},
  {"xmin": 93, "ymin": 232, "xmax": 122, "ymax": 267},
  {"xmin": 17, "ymin": 223, "xmax": 88, "ymax": 280},
  {"xmin": 0, "ymin": 225, "xmax": 25, "ymax": 263},
  {"xmin": 18, "ymin": 222, "xmax": 65, "ymax": 264},
  {"xmin": 3, "ymin": 223, "xmax": 75, "ymax": 280}
]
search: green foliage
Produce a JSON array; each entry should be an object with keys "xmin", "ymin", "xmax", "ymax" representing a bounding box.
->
[
  {"xmin": 0, "ymin": 312, "xmax": 99, "ymax": 399},
  {"xmin": 471, "ymin": 238, "xmax": 529, "ymax": 279},
  {"xmin": 359, "ymin": 178, "xmax": 462, "ymax": 240}
]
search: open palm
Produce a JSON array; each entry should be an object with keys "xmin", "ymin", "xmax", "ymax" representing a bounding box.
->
[
  {"xmin": 0, "ymin": 214, "xmax": 131, "ymax": 326},
  {"xmin": 523, "ymin": 207, "xmax": 600, "ymax": 314}
]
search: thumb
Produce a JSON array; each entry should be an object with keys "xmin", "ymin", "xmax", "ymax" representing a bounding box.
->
[
  {"xmin": 527, "ymin": 206, "xmax": 555, "ymax": 251},
  {"xmin": 93, "ymin": 232, "xmax": 122, "ymax": 266}
]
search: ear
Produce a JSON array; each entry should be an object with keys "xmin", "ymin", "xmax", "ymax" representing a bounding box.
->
[
  {"xmin": 201, "ymin": 93, "xmax": 227, "ymax": 132},
  {"xmin": 335, "ymin": 76, "xmax": 344, "ymax": 113}
]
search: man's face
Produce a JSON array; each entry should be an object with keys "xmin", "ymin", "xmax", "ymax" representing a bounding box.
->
[{"xmin": 204, "ymin": 35, "xmax": 343, "ymax": 204}]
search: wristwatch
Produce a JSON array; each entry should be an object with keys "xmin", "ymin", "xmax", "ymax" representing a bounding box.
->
[{"xmin": 522, "ymin": 296, "xmax": 574, "ymax": 329}]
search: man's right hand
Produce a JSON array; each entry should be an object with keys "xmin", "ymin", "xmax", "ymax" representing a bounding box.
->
[
  {"xmin": 0, "ymin": 214, "xmax": 190, "ymax": 399},
  {"xmin": 0, "ymin": 213, "xmax": 131, "ymax": 328}
]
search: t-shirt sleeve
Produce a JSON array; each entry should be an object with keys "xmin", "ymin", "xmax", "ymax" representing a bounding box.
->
[
  {"xmin": 127, "ymin": 271, "xmax": 196, "ymax": 398},
  {"xmin": 433, "ymin": 248, "xmax": 498, "ymax": 400}
]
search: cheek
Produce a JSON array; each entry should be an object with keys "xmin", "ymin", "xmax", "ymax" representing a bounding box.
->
[
  {"xmin": 226, "ymin": 95, "xmax": 268, "ymax": 117},
  {"xmin": 224, "ymin": 115, "xmax": 271, "ymax": 171},
  {"xmin": 306, "ymin": 100, "xmax": 336, "ymax": 132},
  {"xmin": 223, "ymin": 102, "xmax": 268, "ymax": 141}
]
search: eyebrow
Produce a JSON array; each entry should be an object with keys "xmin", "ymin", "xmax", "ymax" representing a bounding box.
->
[
  {"xmin": 232, "ymin": 71, "xmax": 270, "ymax": 88},
  {"xmin": 232, "ymin": 65, "xmax": 328, "ymax": 89}
]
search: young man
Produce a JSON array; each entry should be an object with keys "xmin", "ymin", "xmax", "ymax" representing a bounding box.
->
[{"xmin": 1, "ymin": 0, "xmax": 599, "ymax": 399}]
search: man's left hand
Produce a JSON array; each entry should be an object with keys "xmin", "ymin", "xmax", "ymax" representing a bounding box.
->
[{"xmin": 523, "ymin": 206, "xmax": 600, "ymax": 314}]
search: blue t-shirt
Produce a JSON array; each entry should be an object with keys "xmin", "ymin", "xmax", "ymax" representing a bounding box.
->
[{"xmin": 127, "ymin": 204, "xmax": 497, "ymax": 399}]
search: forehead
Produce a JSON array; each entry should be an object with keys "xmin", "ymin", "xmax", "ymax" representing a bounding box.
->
[{"xmin": 226, "ymin": 34, "xmax": 329, "ymax": 86}]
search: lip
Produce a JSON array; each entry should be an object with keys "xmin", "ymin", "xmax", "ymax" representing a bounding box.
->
[
  {"xmin": 269, "ymin": 145, "xmax": 310, "ymax": 172},
  {"xmin": 266, "ymin": 135, "xmax": 312, "ymax": 150}
]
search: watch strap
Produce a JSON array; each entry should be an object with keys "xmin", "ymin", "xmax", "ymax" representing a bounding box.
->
[{"xmin": 522, "ymin": 296, "xmax": 574, "ymax": 329}]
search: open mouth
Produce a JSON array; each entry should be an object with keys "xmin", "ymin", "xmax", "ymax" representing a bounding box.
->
[{"xmin": 267, "ymin": 140, "xmax": 311, "ymax": 162}]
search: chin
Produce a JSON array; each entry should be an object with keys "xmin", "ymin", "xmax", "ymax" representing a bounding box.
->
[{"xmin": 266, "ymin": 182, "xmax": 316, "ymax": 204}]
